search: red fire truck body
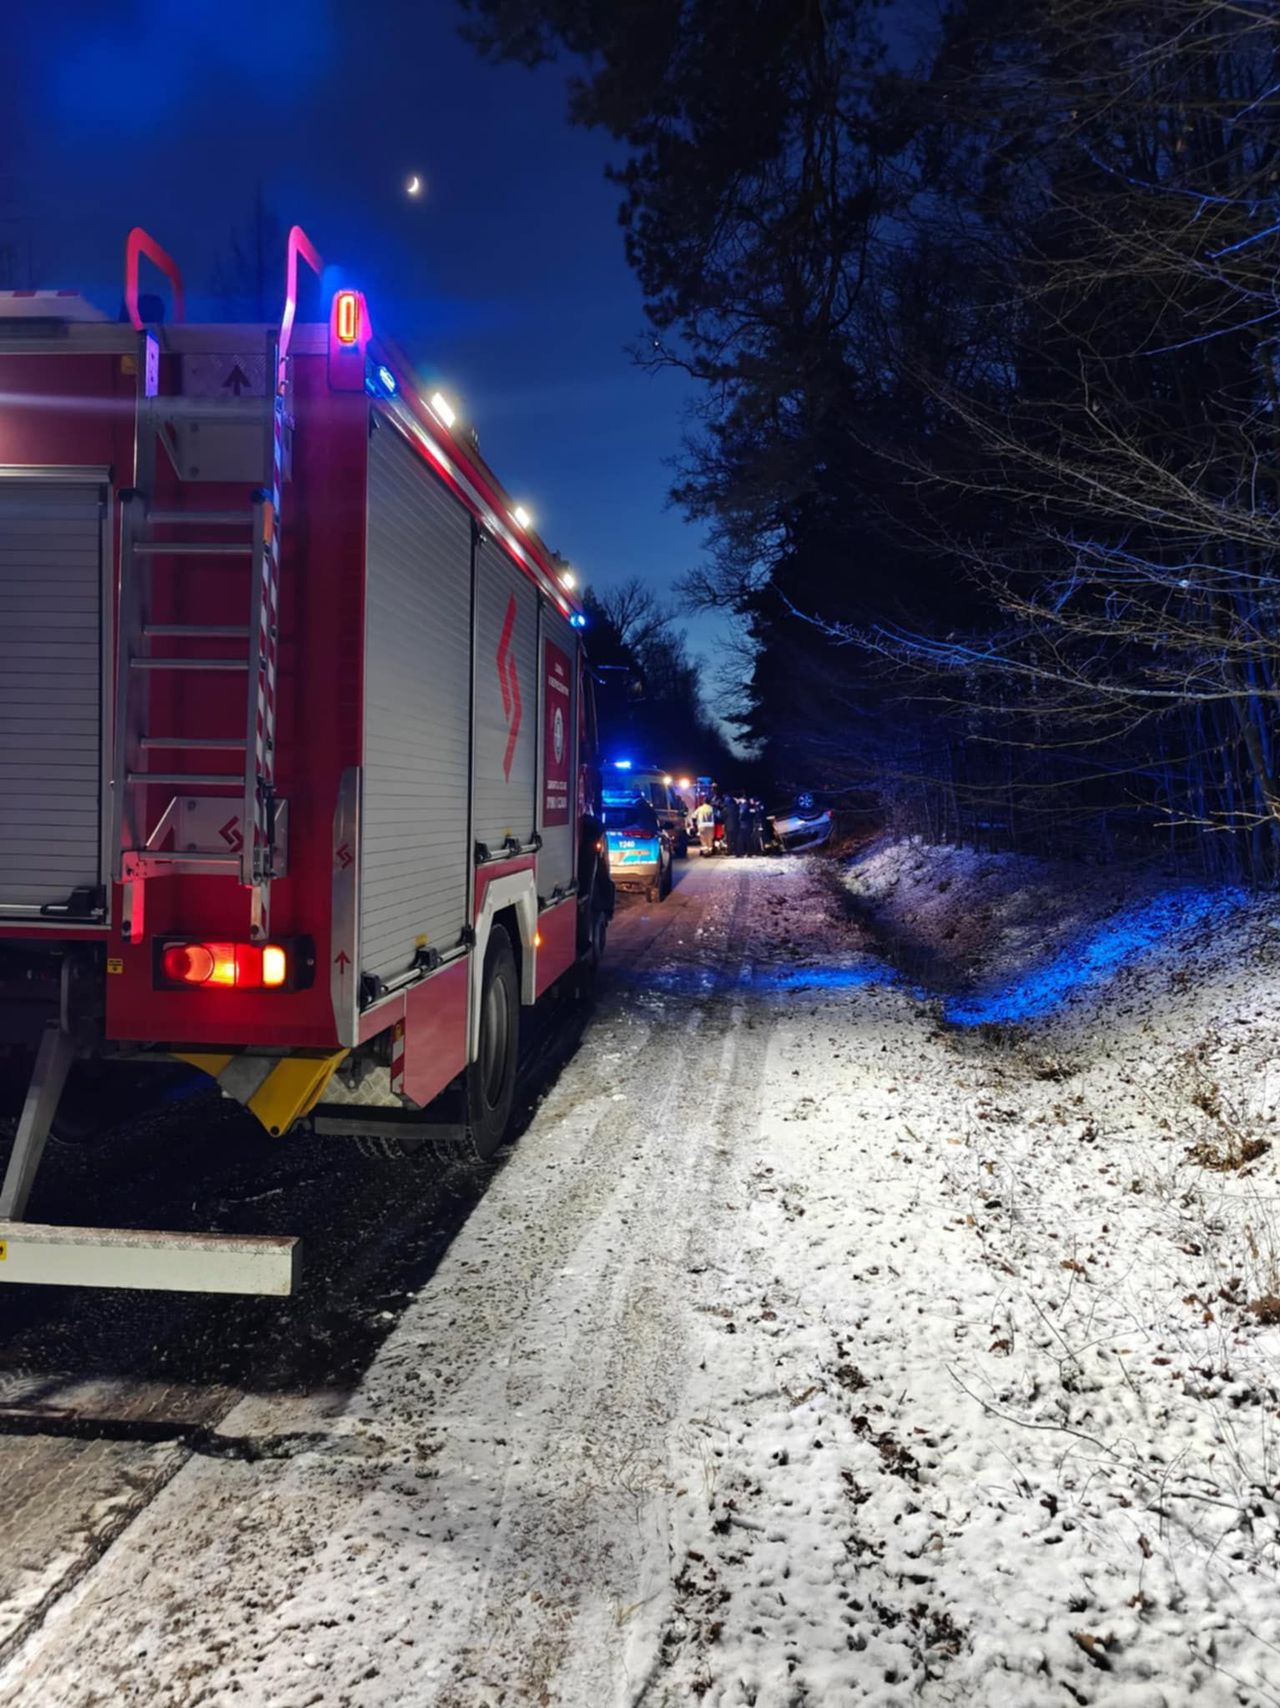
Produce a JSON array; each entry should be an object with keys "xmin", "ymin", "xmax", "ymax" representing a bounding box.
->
[{"xmin": 0, "ymin": 228, "xmax": 613, "ymax": 1293}]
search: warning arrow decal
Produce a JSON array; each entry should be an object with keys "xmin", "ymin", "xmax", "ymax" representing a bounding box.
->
[{"xmin": 496, "ymin": 594, "xmax": 522, "ymax": 780}]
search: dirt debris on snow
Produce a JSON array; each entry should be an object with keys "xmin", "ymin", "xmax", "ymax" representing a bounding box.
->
[{"xmin": 2, "ymin": 846, "xmax": 1280, "ymax": 1706}]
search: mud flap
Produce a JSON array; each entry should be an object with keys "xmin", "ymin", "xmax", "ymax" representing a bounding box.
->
[{"xmin": 172, "ymin": 1049, "xmax": 350, "ymax": 1137}]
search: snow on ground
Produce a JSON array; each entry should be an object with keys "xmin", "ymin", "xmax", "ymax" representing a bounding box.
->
[{"xmin": 4, "ymin": 846, "xmax": 1280, "ymax": 1706}]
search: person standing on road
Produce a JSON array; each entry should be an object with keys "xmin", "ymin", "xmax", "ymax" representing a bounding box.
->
[
  {"xmin": 741, "ymin": 797, "xmax": 758, "ymax": 856},
  {"xmin": 722, "ymin": 791, "xmax": 741, "ymax": 857},
  {"xmin": 694, "ymin": 797, "xmax": 715, "ymax": 855}
]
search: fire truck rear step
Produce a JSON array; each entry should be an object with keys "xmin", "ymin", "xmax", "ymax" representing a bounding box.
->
[
  {"xmin": 0, "ymin": 1223, "xmax": 299, "ymax": 1295},
  {"xmin": 0, "ymin": 1022, "xmax": 299, "ymax": 1295}
]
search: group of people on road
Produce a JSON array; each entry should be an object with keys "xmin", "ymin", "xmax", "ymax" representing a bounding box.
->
[{"xmin": 692, "ymin": 791, "xmax": 768, "ymax": 857}]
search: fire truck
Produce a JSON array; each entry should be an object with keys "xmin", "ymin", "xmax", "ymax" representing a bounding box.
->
[{"xmin": 0, "ymin": 226, "xmax": 614, "ymax": 1296}]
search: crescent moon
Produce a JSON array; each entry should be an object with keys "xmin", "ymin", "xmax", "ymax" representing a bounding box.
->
[{"xmin": 406, "ymin": 174, "xmax": 422, "ymax": 196}]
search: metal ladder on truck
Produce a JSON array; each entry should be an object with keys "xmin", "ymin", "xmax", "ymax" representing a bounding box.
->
[
  {"xmin": 112, "ymin": 339, "xmax": 288, "ymax": 944},
  {"xmin": 111, "ymin": 227, "xmax": 321, "ymax": 946}
]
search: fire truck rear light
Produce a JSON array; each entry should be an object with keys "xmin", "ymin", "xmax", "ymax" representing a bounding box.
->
[
  {"xmin": 155, "ymin": 938, "xmax": 313, "ymax": 992},
  {"xmin": 335, "ymin": 291, "xmax": 359, "ymax": 343},
  {"xmin": 162, "ymin": 942, "xmax": 217, "ymax": 985}
]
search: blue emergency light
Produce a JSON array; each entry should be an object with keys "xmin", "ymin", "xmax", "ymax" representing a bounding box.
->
[{"xmin": 612, "ymin": 759, "xmax": 633, "ymax": 770}]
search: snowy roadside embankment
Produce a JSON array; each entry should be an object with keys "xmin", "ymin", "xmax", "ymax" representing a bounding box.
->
[{"xmin": 810, "ymin": 837, "xmax": 1280, "ymax": 1702}]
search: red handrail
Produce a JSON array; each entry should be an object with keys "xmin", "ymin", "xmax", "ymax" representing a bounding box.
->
[
  {"xmin": 124, "ymin": 227, "xmax": 185, "ymax": 330},
  {"xmin": 278, "ymin": 225, "xmax": 324, "ymax": 390}
]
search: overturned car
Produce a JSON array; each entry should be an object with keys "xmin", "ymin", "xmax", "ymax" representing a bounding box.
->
[{"xmin": 769, "ymin": 794, "xmax": 835, "ymax": 853}]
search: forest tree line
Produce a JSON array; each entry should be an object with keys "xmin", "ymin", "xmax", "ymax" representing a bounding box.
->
[{"xmin": 465, "ymin": 0, "xmax": 1280, "ymax": 879}]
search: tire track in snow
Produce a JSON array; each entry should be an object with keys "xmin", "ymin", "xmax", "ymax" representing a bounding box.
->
[{"xmin": 424, "ymin": 872, "xmax": 764, "ymax": 1706}]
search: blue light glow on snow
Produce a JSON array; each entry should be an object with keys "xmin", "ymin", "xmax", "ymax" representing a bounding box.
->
[
  {"xmin": 623, "ymin": 883, "xmax": 1250, "ymax": 1023},
  {"xmin": 943, "ymin": 886, "xmax": 1249, "ymax": 1026},
  {"xmin": 761, "ymin": 965, "xmax": 886, "ymax": 992}
]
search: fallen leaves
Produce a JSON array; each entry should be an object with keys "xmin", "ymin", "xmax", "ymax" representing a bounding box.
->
[{"xmin": 1071, "ymin": 1630, "xmax": 1112, "ymax": 1671}]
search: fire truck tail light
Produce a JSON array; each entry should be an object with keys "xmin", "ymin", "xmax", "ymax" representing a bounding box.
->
[
  {"xmin": 162, "ymin": 942, "xmax": 219, "ymax": 986},
  {"xmin": 334, "ymin": 291, "xmax": 359, "ymax": 343},
  {"xmin": 156, "ymin": 938, "xmax": 313, "ymax": 992}
]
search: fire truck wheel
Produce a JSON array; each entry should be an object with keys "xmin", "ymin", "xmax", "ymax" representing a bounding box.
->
[
  {"xmin": 576, "ymin": 906, "xmax": 608, "ymax": 999},
  {"xmin": 465, "ymin": 924, "xmax": 520, "ymax": 1160}
]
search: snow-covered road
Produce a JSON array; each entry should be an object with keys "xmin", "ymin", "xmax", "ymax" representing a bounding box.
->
[{"xmin": 3, "ymin": 851, "xmax": 1279, "ymax": 1706}]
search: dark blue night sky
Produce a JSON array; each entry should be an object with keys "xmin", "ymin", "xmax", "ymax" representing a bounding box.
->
[{"xmin": 2, "ymin": 0, "xmax": 729, "ymax": 668}]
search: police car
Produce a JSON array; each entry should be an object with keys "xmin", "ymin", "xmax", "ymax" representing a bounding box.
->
[{"xmin": 602, "ymin": 791, "xmax": 674, "ymax": 902}]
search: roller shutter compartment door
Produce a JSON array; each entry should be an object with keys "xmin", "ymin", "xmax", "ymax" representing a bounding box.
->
[
  {"xmin": 0, "ymin": 480, "xmax": 105, "ymax": 917},
  {"xmin": 536, "ymin": 601, "xmax": 577, "ymax": 898},
  {"xmin": 360, "ymin": 420, "xmax": 473, "ymax": 986},
  {"xmin": 473, "ymin": 536, "xmax": 538, "ymax": 856}
]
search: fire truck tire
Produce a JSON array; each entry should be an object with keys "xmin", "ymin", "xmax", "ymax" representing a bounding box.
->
[
  {"xmin": 352, "ymin": 1132, "xmax": 430, "ymax": 1162},
  {"xmin": 576, "ymin": 905, "xmax": 608, "ymax": 999},
  {"xmin": 464, "ymin": 924, "xmax": 520, "ymax": 1160}
]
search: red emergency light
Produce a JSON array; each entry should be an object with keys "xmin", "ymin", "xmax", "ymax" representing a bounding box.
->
[
  {"xmin": 155, "ymin": 939, "xmax": 313, "ymax": 992},
  {"xmin": 328, "ymin": 289, "xmax": 371, "ymax": 389},
  {"xmin": 334, "ymin": 290, "xmax": 359, "ymax": 344}
]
